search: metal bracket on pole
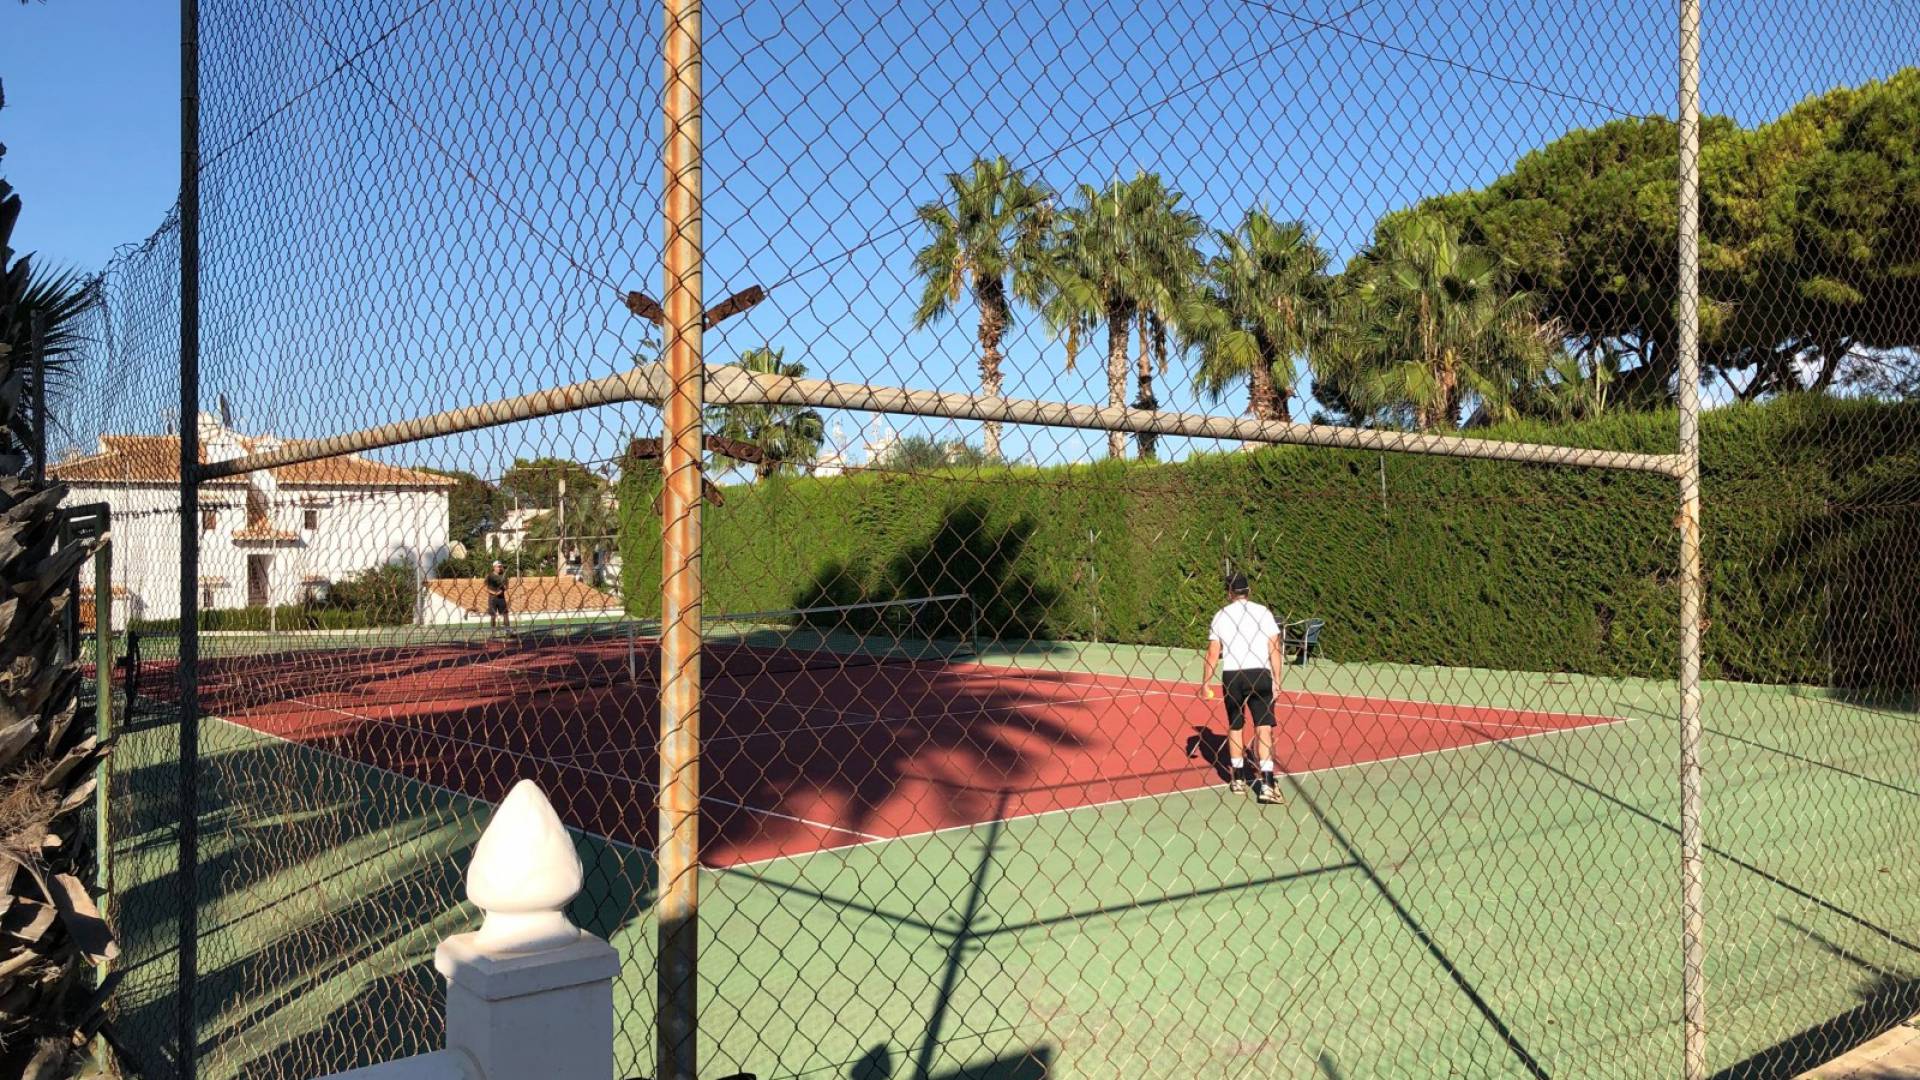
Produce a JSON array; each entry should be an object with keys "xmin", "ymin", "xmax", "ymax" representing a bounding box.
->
[
  {"xmin": 59, "ymin": 503, "xmax": 111, "ymax": 666},
  {"xmin": 628, "ymin": 284, "xmax": 763, "ymax": 331}
]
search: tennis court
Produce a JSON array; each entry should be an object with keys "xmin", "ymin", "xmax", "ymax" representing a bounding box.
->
[
  {"xmin": 122, "ymin": 600, "xmax": 1625, "ymax": 870},
  {"xmin": 99, "ymin": 618, "xmax": 1920, "ymax": 1080}
]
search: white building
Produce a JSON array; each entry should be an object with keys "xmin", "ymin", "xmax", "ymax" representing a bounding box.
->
[
  {"xmin": 809, "ymin": 421, "xmax": 852, "ymax": 478},
  {"xmin": 861, "ymin": 417, "xmax": 898, "ymax": 467},
  {"xmin": 52, "ymin": 413, "xmax": 452, "ymax": 625},
  {"xmin": 485, "ymin": 507, "xmax": 546, "ymax": 554}
]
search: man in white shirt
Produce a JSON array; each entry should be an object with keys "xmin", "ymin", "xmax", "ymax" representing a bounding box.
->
[{"xmin": 1199, "ymin": 571, "xmax": 1285, "ymax": 804}]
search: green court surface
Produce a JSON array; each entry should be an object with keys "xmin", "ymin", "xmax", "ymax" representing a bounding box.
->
[{"xmin": 100, "ymin": 641, "xmax": 1920, "ymax": 1079}]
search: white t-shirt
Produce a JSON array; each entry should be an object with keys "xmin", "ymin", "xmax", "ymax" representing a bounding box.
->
[{"xmin": 1209, "ymin": 599, "xmax": 1281, "ymax": 672}]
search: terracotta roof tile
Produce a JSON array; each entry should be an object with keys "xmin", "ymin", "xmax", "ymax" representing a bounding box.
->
[
  {"xmin": 51, "ymin": 434, "xmax": 451, "ymax": 489},
  {"xmin": 233, "ymin": 525, "xmax": 302, "ymax": 541},
  {"xmin": 270, "ymin": 456, "xmax": 452, "ymax": 487},
  {"xmin": 427, "ymin": 576, "xmax": 621, "ymax": 616}
]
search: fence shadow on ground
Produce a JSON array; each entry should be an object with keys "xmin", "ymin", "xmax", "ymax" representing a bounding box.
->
[
  {"xmin": 1709, "ymin": 917, "xmax": 1919, "ymax": 1080},
  {"xmin": 106, "ymin": 719, "xmax": 654, "ymax": 1080},
  {"xmin": 1477, "ymin": 723, "xmax": 1920, "ymax": 1079},
  {"xmin": 1279, "ymin": 773, "xmax": 1550, "ymax": 1080},
  {"xmin": 846, "ymin": 1044, "xmax": 1055, "ymax": 1080}
]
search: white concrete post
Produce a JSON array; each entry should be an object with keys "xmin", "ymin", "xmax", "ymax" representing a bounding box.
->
[{"xmin": 321, "ymin": 780, "xmax": 619, "ymax": 1080}]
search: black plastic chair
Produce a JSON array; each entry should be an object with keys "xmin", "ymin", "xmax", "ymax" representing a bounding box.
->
[{"xmin": 1285, "ymin": 618, "xmax": 1324, "ymax": 664}]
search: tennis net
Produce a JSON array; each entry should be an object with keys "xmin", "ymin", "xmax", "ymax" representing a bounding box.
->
[
  {"xmin": 483, "ymin": 592, "xmax": 981, "ymax": 693},
  {"xmin": 102, "ymin": 593, "xmax": 980, "ymax": 708}
]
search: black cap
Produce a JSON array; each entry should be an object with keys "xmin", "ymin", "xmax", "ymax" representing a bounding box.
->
[{"xmin": 1225, "ymin": 571, "xmax": 1249, "ymax": 595}]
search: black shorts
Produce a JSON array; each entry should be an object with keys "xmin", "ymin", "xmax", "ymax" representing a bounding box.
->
[
  {"xmin": 487, "ymin": 595, "xmax": 509, "ymax": 616},
  {"xmin": 1221, "ymin": 668, "xmax": 1275, "ymax": 730}
]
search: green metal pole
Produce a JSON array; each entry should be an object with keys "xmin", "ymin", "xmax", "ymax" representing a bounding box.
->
[{"xmin": 93, "ymin": 537, "xmax": 112, "ymax": 930}]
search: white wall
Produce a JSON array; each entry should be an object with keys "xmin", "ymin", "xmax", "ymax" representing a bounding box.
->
[
  {"xmin": 420, "ymin": 590, "xmax": 472, "ymax": 626},
  {"xmin": 274, "ymin": 486, "xmax": 451, "ymax": 612},
  {"xmin": 67, "ymin": 481, "xmax": 450, "ymax": 622}
]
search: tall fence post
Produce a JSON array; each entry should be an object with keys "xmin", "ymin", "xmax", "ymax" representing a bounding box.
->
[
  {"xmin": 94, "ymin": 536, "xmax": 113, "ymax": 929},
  {"xmin": 177, "ymin": 0, "xmax": 205, "ymax": 1074},
  {"xmin": 658, "ymin": 0, "xmax": 706, "ymax": 1075},
  {"xmin": 1675, "ymin": 0, "xmax": 1709, "ymax": 1075}
]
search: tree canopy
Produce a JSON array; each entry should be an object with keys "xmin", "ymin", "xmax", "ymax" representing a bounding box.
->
[{"xmin": 1383, "ymin": 67, "xmax": 1920, "ymax": 410}]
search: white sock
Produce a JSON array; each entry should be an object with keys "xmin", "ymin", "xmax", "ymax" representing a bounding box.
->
[
  {"xmin": 1230, "ymin": 757, "xmax": 1244, "ymax": 771},
  {"xmin": 1260, "ymin": 760, "xmax": 1275, "ymax": 775}
]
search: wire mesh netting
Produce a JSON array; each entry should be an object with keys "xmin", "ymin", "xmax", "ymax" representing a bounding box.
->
[{"xmin": 45, "ymin": 0, "xmax": 1920, "ymax": 1077}]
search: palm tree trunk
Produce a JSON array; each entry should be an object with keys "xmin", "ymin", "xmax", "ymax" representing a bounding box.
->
[
  {"xmin": 976, "ymin": 281, "xmax": 1008, "ymax": 462},
  {"xmin": 1247, "ymin": 345, "xmax": 1287, "ymax": 421},
  {"xmin": 1104, "ymin": 300, "xmax": 1130, "ymax": 460},
  {"xmin": 1134, "ymin": 315, "xmax": 1159, "ymax": 460}
]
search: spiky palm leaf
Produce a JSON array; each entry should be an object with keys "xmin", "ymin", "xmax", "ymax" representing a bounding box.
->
[
  {"xmin": 704, "ymin": 347, "xmax": 827, "ymax": 480},
  {"xmin": 0, "ymin": 173, "xmax": 119, "ymax": 1080},
  {"xmin": 1319, "ymin": 214, "xmax": 1548, "ymax": 431}
]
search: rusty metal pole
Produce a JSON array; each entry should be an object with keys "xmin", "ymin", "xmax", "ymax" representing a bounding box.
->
[
  {"xmin": 1675, "ymin": 0, "xmax": 1709, "ymax": 1075},
  {"xmin": 658, "ymin": 0, "xmax": 705, "ymax": 1074}
]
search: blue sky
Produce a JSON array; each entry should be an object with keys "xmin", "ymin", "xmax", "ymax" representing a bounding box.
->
[{"xmin": 5, "ymin": 0, "xmax": 1916, "ymax": 482}]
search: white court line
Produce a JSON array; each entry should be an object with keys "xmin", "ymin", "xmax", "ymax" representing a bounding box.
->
[
  {"xmin": 935, "ymin": 660, "xmax": 1629, "ymax": 726},
  {"xmin": 714, "ymin": 714, "xmax": 1638, "ymax": 872},
  {"xmin": 467, "ymin": 648, "xmax": 1592, "ymax": 735},
  {"xmin": 545, "ymin": 679, "xmax": 1581, "ymax": 767},
  {"xmin": 238, "ymin": 670, "xmax": 1632, "ymax": 874},
  {"xmin": 543, "ymin": 687, "xmax": 1146, "ymax": 761},
  {"xmin": 282, "ymin": 699, "xmax": 886, "ymax": 843}
]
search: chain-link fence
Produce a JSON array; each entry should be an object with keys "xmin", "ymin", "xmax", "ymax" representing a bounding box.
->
[{"xmin": 53, "ymin": 0, "xmax": 1920, "ymax": 1077}]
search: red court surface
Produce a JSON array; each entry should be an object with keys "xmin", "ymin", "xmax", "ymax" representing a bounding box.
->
[{"xmin": 135, "ymin": 644, "xmax": 1627, "ymax": 869}]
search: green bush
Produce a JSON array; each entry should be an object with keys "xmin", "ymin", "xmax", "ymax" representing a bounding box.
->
[
  {"xmin": 324, "ymin": 561, "xmax": 419, "ymax": 625},
  {"xmin": 130, "ymin": 605, "xmax": 391, "ymax": 634},
  {"xmin": 617, "ymin": 396, "xmax": 1920, "ymax": 688},
  {"xmin": 133, "ymin": 560, "xmax": 422, "ymax": 634}
]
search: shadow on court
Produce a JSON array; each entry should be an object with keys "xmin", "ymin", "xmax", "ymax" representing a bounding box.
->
[
  {"xmin": 1278, "ymin": 773, "xmax": 1551, "ymax": 1080},
  {"xmin": 852, "ymin": 1043, "xmax": 1055, "ymax": 1080},
  {"xmin": 104, "ymin": 717, "xmax": 654, "ymax": 1080},
  {"xmin": 1477, "ymin": 725, "xmax": 1920, "ymax": 1079},
  {"xmin": 1708, "ymin": 918, "xmax": 1919, "ymax": 1079}
]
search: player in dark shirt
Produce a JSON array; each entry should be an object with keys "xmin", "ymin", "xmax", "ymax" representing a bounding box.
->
[{"xmin": 485, "ymin": 560, "xmax": 511, "ymax": 631}]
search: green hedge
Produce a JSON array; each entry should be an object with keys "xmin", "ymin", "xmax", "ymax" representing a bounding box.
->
[
  {"xmin": 129, "ymin": 606, "xmax": 399, "ymax": 634},
  {"xmin": 619, "ymin": 396, "xmax": 1920, "ymax": 688},
  {"xmin": 132, "ymin": 562, "xmax": 423, "ymax": 635}
]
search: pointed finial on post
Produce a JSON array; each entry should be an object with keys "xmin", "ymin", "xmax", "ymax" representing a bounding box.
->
[{"xmin": 466, "ymin": 779, "xmax": 584, "ymax": 953}]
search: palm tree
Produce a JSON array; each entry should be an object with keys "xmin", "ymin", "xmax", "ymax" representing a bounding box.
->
[
  {"xmin": 1045, "ymin": 172, "xmax": 1204, "ymax": 460},
  {"xmin": 704, "ymin": 347, "xmax": 826, "ymax": 479},
  {"xmin": 1187, "ymin": 209, "xmax": 1330, "ymax": 425},
  {"xmin": 911, "ymin": 157, "xmax": 1053, "ymax": 463},
  {"xmin": 1321, "ymin": 214, "xmax": 1548, "ymax": 430},
  {"xmin": 0, "ymin": 173, "xmax": 118, "ymax": 1075},
  {"xmin": 1514, "ymin": 347, "xmax": 1616, "ymax": 424}
]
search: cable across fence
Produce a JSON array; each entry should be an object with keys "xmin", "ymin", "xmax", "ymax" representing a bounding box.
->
[{"xmin": 51, "ymin": 0, "xmax": 1920, "ymax": 1078}]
